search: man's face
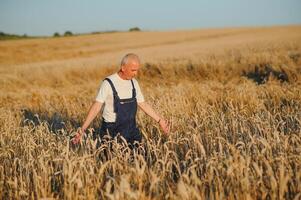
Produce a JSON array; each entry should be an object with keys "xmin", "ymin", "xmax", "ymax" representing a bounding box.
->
[{"xmin": 121, "ymin": 59, "xmax": 140, "ymax": 80}]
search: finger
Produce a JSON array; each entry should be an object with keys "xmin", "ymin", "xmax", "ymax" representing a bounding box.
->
[
  {"xmin": 72, "ymin": 135, "xmax": 80, "ymax": 144},
  {"xmin": 72, "ymin": 139, "xmax": 76, "ymax": 144},
  {"xmin": 166, "ymin": 120, "xmax": 170, "ymax": 129},
  {"xmin": 75, "ymin": 138, "xmax": 80, "ymax": 144},
  {"xmin": 165, "ymin": 126, "xmax": 170, "ymax": 134},
  {"xmin": 163, "ymin": 120, "xmax": 169, "ymax": 128},
  {"xmin": 163, "ymin": 125, "xmax": 169, "ymax": 134},
  {"xmin": 165, "ymin": 122, "xmax": 171, "ymax": 134},
  {"xmin": 72, "ymin": 137, "xmax": 78, "ymax": 144},
  {"xmin": 162, "ymin": 122, "xmax": 168, "ymax": 132}
]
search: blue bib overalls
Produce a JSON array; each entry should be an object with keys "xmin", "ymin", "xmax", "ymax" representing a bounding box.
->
[{"xmin": 100, "ymin": 78, "xmax": 142, "ymax": 144}]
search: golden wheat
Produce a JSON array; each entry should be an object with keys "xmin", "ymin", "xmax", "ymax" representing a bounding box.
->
[{"xmin": 0, "ymin": 26, "xmax": 301, "ymax": 199}]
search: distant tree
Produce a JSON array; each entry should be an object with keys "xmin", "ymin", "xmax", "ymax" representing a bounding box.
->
[
  {"xmin": 53, "ymin": 32, "xmax": 60, "ymax": 37},
  {"xmin": 129, "ymin": 27, "xmax": 141, "ymax": 32},
  {"xmin": 64, "ymin": 31, "xmax": 73, "ymax": 36},
  {"xmin": 0, "ymin": 31, "xmax": 33, "ymax": 40}
]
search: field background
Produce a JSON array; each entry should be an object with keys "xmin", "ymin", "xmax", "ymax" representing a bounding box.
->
[{"xmin": 1, "ymin": 26, "xmax": 301, "ymax": 199}]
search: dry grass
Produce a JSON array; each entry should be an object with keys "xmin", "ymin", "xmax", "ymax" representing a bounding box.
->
[{"xmin": 0, "ymin": 26, "xmax": 301, "ymax": 199}]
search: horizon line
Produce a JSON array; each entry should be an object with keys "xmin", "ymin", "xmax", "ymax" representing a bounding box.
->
[{"xmin": 1, "ymin": 23, "xmax": 301, "ymax": 38}]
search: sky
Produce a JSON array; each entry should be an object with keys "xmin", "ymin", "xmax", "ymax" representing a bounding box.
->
[{"xmin": 0, "ymin": 0, "xmax": 300, "ymax": 36}]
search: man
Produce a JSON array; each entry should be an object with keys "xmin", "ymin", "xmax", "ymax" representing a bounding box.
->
[{"xmin": 72, "ymin": 53, "xmax": 170, "ymax": 145}]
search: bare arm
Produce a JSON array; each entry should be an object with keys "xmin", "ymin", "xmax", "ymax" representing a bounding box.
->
[
  {"xmin": 138, "ymin": 102, "xmax": 170, "ymax": 134},
  {"xmin": 80, "ymin": 101, "xmax": 103, "ymax": 132},
  {"xmin": 72, "ymin": 101, "xmax": 103, "ymax": 144}
]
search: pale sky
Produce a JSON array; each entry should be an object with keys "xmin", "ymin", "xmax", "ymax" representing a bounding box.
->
[{"xmin": 0, "ymin": 0, "xmax": 300, "ymax": 36}]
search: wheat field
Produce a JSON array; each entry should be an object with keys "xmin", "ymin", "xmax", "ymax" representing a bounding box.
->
[{"xmin": 0, "ymin": 26, "xmax": 301, "ymax": 199}]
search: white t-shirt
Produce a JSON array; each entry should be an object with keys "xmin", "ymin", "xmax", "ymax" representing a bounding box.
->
[{"xmin": 95, "ymin": 73, "xmax": 145, "ymax": 122}]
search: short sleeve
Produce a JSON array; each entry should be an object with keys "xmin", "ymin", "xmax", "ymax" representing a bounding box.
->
[
  {"xmin": 134, "ymin": 79, "xmax": 145, "ymax": 103},
  {"xmin": 95, "ymin": 80, "xmax": 111, "ymax": 103}
]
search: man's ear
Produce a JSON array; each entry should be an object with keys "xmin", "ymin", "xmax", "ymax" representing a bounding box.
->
[{"xmin": 121, "ymin": 65, "xmax": 125, "ymax": 72}]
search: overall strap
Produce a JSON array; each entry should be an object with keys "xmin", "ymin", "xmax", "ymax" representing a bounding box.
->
[
  {"xmin": 130, "ymin": 79, "xmax": 136, "ymax": 98},
  {"xmin": 104, "ymin": 78, "xmax": 118, "ymax": 98}
]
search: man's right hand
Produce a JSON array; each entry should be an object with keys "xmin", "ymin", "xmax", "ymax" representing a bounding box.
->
[
  {"xmin": 71, "ymin": 101, "xmax": 102, "ymax": 145},
  {"xmin": 71, "ymin": 129, "xmax": 83, "ymax": 145}
]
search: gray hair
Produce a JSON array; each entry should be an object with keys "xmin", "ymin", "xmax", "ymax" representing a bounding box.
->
[{"xmin": 120, "ymin": 53, "xmax": 140, "ymax": 66}]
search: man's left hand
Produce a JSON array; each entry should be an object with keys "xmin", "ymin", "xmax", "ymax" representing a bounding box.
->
[{"xmin": 159, "ymin": 119, "xmax": 170, "ymax": 134}]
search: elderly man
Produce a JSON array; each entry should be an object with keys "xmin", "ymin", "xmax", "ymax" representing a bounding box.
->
[{"xmin": 72, "ymin": 53, "xmax": 170, "ymax": 145}]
